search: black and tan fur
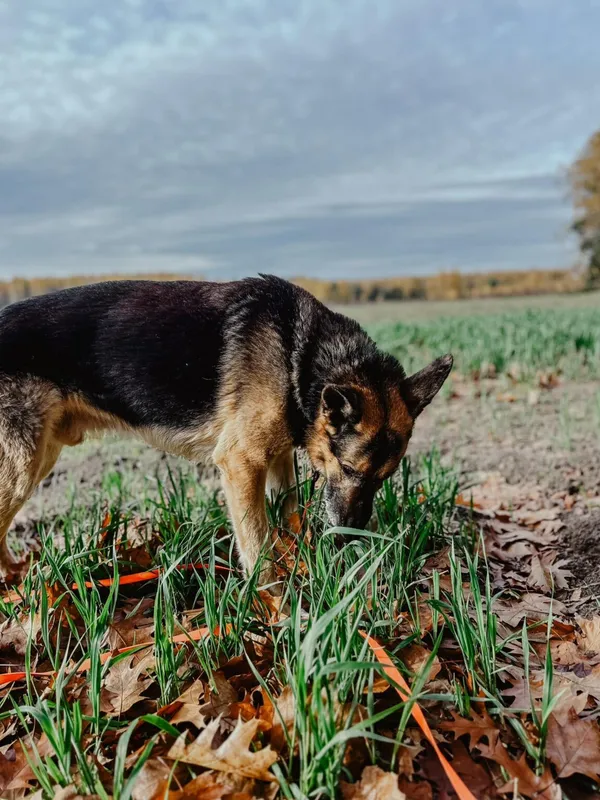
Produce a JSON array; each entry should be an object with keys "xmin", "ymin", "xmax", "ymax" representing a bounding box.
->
[{"xmin": 0, "ymin": 276, "xmax": 452, "ymax": 585}]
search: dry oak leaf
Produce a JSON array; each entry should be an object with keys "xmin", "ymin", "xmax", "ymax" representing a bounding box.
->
[
  {"xmin": 132, "ymin": 760, "xmax": 266, "ymax": 800},
  {"xmin": 541, "ymin": 640, "xmax": 590, "ymax": 668},
  {"xmin": 170, "ymin": 679, "xmax": 206, "ymax": 728},
  {"xmin": 478, "ymin": 741, "xmax": 561, "ymax": 800},
  {"xmin": 0, "ymin": 735, "xmax": 52, "ymax": 794},
  {"xmin": 577, "ymin": 616, "xmax": 600, "ymax": 655},
  {"xmin": 106, "ymin": 597, "xmax": 155, "ymax": 650},
  {"xmin": 400, "ymin": 644, "xmax": 441, "ymax": 684},
  {"xmin": 448, "ymin": 741, "xmax": 496, "ymax": 798},
  {"xmin": 170, "ymin": 772, "xmax": 278, "ymax": 800},
  {"xmin": 53, "ymin": 786, "xmax": 104, "ymax": 800},
  {"xmin": 503, "ymin": 671, "xmax": 589, "ymax": 725},
  {"xmin": 167, "ymin": 715, "xmax": 278, "ymax": 782},
  {"xmin": 199, "ymin": 671, "xmax": 239, "ymax": 719},
  {"xmin": 267, "ymin": 686, "xmax": 296, "ymax": 753},
  {"xmin": 395, "ymin": 741, "xmax": 424, "ymax": 779},
  {"xmin": 341, "ymin": 766, "xmax": 406, "ymax": 800},
  {"xmin": 0, "ymin": 745, "xmax": 37, "ymax": 794},
  {"xmin": 0, "ymin": 613, "xmax": 41, "ymax": 655},
  {"xmin": 553, "ymin": 664, "xmax": 600, "ymax": 701},
  {"xmin": 101, "ymin": 651, "xmax": 154, "ymax": 716},
  {"xmin": 131, "ymin": 758, "xmax": 173, "ymax": 800},
  {"xmin": 493, "ymin": 594, "xmax": 567, "ymax": 628},
  {"xmin": 397, "ymin": 777, "xmax": 433, "ymax": 800},
  {"xmin": 513, "ymin": 507, "xmax": 560, "ymax": 527},
  {"xmin": 438, "ymin": 706, "xmax": 499, "ymax": 750},
  {"xmin": 546, "ymin": 710, "xmax": 600, "ymax": 781},
  {"xmin": 526, "ymin": 552, "xmax": 572, "ymax": 593}
]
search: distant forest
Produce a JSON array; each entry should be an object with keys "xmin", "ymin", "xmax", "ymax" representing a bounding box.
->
[{"xmin": 0, "ymin": 268, "xmax": 583, "ymax": 307}]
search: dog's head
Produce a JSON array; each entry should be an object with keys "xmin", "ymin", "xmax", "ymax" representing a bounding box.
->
[{"xmin": 306, "ymin": 354, "xmax": 453, "ymax": 530}]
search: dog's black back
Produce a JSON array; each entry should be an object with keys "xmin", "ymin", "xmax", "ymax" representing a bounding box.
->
[
  {"xmin": 0, "ymin": 277, "xmax": 335, "ymax": 431},
  {"xmin": 0, "ymin": 280, "xmax": 238, "ymax": 428}
]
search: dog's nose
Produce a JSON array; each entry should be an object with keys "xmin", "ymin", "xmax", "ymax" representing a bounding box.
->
[{"xmin": 341, "ymin": 508, "xmax": 372, "ymax": 531}]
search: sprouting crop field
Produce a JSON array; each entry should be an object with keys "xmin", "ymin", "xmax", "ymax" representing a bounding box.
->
[
  {"xmin": 369, "ymin": 307, "xmax": 600, "ymax": 382},
  {"xmin": 1, "ymin": 298, "xmax": 600, "ymax": 799}
]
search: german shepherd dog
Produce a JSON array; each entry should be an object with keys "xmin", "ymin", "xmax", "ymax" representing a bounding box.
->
[{"xmin": 0, "ymin": 276, "xmax": 452, "ymax": 586}]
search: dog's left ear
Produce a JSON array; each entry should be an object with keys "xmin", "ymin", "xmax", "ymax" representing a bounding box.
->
[{"xmin": 402, "ymin": 354, "xmax": 453, "ymax": 418}]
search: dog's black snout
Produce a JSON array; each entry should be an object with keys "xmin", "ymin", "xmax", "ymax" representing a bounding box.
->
[
  {"xmin": 338, "ymin": 500, "xmax": 374, "ymax": 532},
  {"xmin": 343, "ymin": 511, "xmax": 371, "ymax": 531}
]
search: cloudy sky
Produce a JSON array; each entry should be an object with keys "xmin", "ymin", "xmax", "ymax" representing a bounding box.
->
[{"xmin": 0, "ymin": 0, "xmax": 599, "ymax": 280}]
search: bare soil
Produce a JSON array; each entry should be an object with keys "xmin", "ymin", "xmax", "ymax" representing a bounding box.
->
[{"xmin": 410, "ymin": 378, "xmax": 600, "ymax": 610}]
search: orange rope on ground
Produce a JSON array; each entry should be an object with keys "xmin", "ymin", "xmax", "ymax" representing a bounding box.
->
[
  {"xmin": 360, "ymin": 630, "xmax": 477, "ymax": 800},
  {"xmin": 1, "ymin": 562, "xmax": 233, "ymax": 604},
  {"xmin": 78, "ymin": 561, "xmax": 232, "ymax": 589},
  {"xmin": 0, "ymin": 625, "xmax": 227, "ymax": 688}
]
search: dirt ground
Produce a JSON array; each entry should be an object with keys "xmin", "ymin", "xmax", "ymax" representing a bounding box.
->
[
  {"xmin": 12, "ymin": 376, "xmax": 600, "ymax": 606},
  {"xmin": 410, "ymin": 377, "xmax": 600, "ymax": 610}
]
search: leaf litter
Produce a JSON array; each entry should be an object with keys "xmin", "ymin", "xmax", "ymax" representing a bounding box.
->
[{"xmin": 1, "ymin": 459, "xmax": 600, "ymax": 798}]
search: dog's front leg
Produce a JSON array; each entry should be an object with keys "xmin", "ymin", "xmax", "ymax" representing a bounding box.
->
[
  {"xmin": 215, "ymin": 452, "xmax": 275, "ymax": 586},
  {"xmin": 266, "ymin": 448, "xmax": 297, "ymax": 522}
]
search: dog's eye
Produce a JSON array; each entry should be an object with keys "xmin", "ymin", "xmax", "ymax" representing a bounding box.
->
[{"xmin": 341, "ymin": 463, "xmax": 359, "ymax": 478}]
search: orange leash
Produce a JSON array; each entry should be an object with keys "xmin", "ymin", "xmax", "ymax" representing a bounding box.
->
[
  {"xmin": 1, "ymin": 562, "xmax": 233, "ymax": 604},
  {"xmin": 0, "ymin": 625, "xmax": 227, "ymax": 688},
  {"xmin": 360, "ymin": 631, "xmax": 476, "ymax": 800}
]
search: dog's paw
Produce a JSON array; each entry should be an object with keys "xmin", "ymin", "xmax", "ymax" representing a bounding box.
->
[{"xmin": 0, "ymin": 538, "xmax": 31, "ymax": 585}]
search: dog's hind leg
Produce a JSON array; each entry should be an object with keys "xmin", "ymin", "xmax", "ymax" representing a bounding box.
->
[{"xmin": 0, "ymin": 378, "xmax": 62, "ymax": 579}]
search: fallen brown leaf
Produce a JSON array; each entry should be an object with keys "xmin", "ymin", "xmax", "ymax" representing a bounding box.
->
[
  {"xmin": 132, "ymin": 763, "xmax": 269, "ymax": 800},
  {"xmin": 341, "ymin": 766, "xmax": 406, "ymax": 800},
  {"xmin": 0, "ymin": 736, "xmax": 51, "ymax": 794},
  {"xmin": 546, "ymin": 710, "xmax": 600, "ymax": 780},
  {"xmin": 269, "ymin": 686, "xmax": 296, "ymax": 752},
  {"xmin": 397, "ymin": 777, "xmax": 433, "ymax": 800},
  {"xmin": 106, "ymin": 598, "xmax": 155, "ymax": 650},
  {"xmin": 552, "ymin": 665, "xmax": 600, "ymax": 701},
  {"xmin": 101, "ymin": 651, "xmax": 154, "ymax": 716},
  {"xmin": 199, "ymin": 670, "xmax": 239, "ymax": 720},
  {"xmin": 131, "ymin": 758, "xmax": 173, "ymax": 800},
  {"xmin": 479, "ymin": 740, "xmax": 561, "ymax": 799},
  {"xmin": 577, "ymin": 616, "xmax": 600, "ymax": 655},
  {"xmin": 0, "ymin": 613, "xmax": 40, "ymax": 655},
  {"xmin": 166, "ymin": 716, "xmax": 278, "ymax": 781},
  {"xmin": 448, "ymin": 741, "xmax": 496, "ymax": 798},
  {"xmin": 400, "ymin": 644, "xmax": 441, "ymax": 684},
  {"xmin": 0, "ymin": 745, "xmax": 37, "ymax": 794},
  {"xmin": 513, "ymin": 508, "xmax": 560, "ymax": 527},
  {"xmin": 493, "ymin": 594, "xmax": 567, "ymax": 628},
  {"xmin": 438, "ymin": 706, "xmax": 499, "ymax": 750},
  {"xmin": 170, "ymin": 679, "xmax": 206, "ymax": 727},
  {"xmin": 395, "ymin": 739, "xmax": 424, "ymax": 779}
]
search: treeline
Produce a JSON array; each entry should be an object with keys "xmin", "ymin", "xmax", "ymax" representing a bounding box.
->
[
  {"xmin": 0, "ymin": 267, "xmax": 583, "ymax": 308},
  {"xmin": 295, "ymin": 268, "xmax": 582, "ymax": 303}
]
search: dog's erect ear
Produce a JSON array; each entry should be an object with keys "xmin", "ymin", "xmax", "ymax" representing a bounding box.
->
[
  {"xmin": 402, "ymin": 354, "xmax": 453, "ymax": 418},
  {"xmin": 321, "ymin": 384, "xmax": 363, "ymax": 428}
]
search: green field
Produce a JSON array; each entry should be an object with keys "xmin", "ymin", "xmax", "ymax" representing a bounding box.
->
[
  {"xmin": 369, "ymin": 306, "xmax": 600, "ymax": 381},
  {"xmin": 336, "ymin": 289, "xmax": 600, "ymax": 325},
  {"xmin": 1, "ymin": 298, "xmax": 600, "ymax": 798}
]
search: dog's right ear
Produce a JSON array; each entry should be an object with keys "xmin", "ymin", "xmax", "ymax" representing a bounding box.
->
[
  {"xmin": 321, "ymin": 384, "xmax": 363, "ymax": 429},
  {"xmin": 402, "ymin": 354, "xmax": 453, "ymax": 418}
]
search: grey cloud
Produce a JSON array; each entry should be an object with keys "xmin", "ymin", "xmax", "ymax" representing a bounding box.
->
[{"xmin": 0, "ymin": 0, "xmax": 597, "ymax": 278}]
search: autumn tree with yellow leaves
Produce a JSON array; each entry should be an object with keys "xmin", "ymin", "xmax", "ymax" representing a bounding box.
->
[{"xmin": 570, "ymin": 130, "xmax": 600, "ymax": 288}]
